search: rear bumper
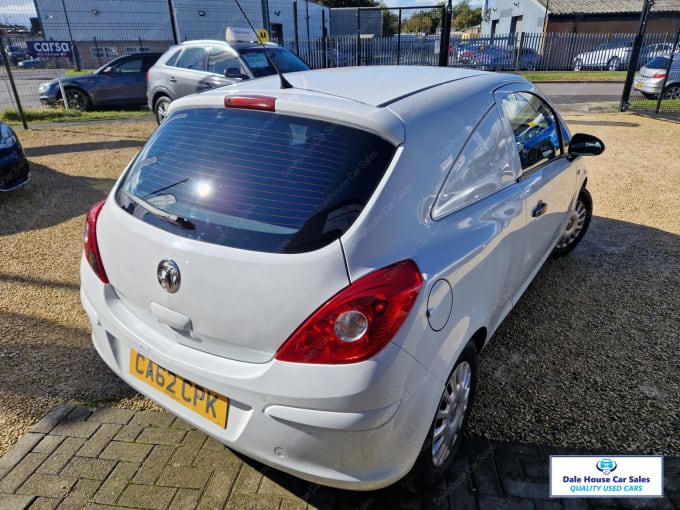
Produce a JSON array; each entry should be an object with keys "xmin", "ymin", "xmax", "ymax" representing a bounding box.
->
[
  {"xmin": 80, "ymin": 258, "xmax": 440, "ymax": 490},
  {"xmin": 633, "ymin": 77, "xmax": 664, "ymax": 96}
]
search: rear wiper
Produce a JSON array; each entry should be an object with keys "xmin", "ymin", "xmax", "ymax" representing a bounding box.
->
[
  {"xmin": 143, "ymin": 178, "xmax": 188, "ymax": 199},
  {"xmin": 120, "ymin": 189, "xmax": 195, "ymax": 230}
]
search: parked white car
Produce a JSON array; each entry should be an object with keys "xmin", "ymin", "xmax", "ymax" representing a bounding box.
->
[
  {"xmin": 80, "ymin": 66, "xmax": 604, "ymax": 491},
  {"xmin": 573, "ymin": 41, "xmax": 633, "ymax": 71}
]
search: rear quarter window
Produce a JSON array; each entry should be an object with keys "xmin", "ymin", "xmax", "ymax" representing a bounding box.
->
[
  {"xmin": 646, "ymin": 56, "xmax": 670, "ymax": 69},
  {"xmin": 116, "ymin": 107, "xmax": 396, "ymax": 253}
]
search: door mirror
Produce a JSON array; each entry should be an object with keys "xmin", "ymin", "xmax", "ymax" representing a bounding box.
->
[
  {"xmin": 568, "ymin": 133, "xmax": 605, "ymax": 156},
  {"xmin": 224, "ymin": 68, "xmax": 248, "ymax": 79}
]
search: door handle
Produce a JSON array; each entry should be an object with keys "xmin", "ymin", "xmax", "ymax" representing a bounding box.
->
[
  {"xmin": 532, "ymin": 201, "xmax": 548, "ymax": 218},
  {"xmin": 169, "ymin": 76, "xmax": 177, "ymax": 83}
]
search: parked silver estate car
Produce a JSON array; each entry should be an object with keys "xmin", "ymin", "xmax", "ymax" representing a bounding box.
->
[
  {"xmin": 146, "ymin": 37, "xmax": 309, "ymax": 123},
  {"xmin": 81, "ymin": 66, "xmax": 604, "ymax": 492},
  {"xmin": 573, "ymin": 41, "xmax": 633, "ymax": 71}
]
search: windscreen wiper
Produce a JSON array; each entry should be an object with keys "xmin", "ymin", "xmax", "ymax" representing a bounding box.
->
[
  {"xmin": 120, "ymin": 189, "xmax": 195, "ymax": 230},
  {"xmin": 142, "ymin": 177, "xmax": 188, "ymax": 199}
]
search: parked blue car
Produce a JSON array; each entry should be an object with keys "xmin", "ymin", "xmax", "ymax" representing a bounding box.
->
[
  {"xmin": 38, "ymin": 52, "xmax": 162, "ymax": 111},
  {"xmin": 0, "ymin": 121, "xmax": 29, "ymax": 192}
]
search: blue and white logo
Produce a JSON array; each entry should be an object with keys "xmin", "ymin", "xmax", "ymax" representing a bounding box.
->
[{"xmin": 596, "ymin": 458, "xmax": 617, "ymax": 475}]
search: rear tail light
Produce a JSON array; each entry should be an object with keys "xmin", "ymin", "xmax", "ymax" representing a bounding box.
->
[
  {"xmin": 224, "ymin": 95, "xmax": 276, "ymax": 111},
  {"xmin": 276, "ymin": 260, "xmax": 423, "ymax": 364},
  {"xmin": 652, "ymin": 71, "xmax": 666, "ymax": 79},
  {"xmin": 84, "ymin": 200, "xmax": 109, "ymax": 283}
]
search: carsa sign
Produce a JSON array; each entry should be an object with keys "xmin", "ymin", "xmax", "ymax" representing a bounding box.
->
[{"xmin": 26, "ymin": 41, "xmax": 72, "ymax": 58}]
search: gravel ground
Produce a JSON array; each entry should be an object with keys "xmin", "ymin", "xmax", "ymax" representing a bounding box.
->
[{"xmin": 0, "ymin": 112, "xmax": 678, "ymax": 461}]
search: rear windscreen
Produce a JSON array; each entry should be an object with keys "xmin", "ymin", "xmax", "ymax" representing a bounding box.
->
[{"xmin": 116, "ymin": 107, "xmax": 396, "ymax": 253}]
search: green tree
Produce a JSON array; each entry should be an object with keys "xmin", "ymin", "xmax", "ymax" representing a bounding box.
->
[
  {"xmin": 381, "ymin": 3, "xmax": 398, "ymax": 36},
  {"xmin": 453, "ymin": 2, "xmax": 482, "ymax": 30}
]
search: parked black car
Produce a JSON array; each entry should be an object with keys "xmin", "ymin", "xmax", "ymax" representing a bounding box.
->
[
  {"xmin": 0, "ymin": 121, "xmax": 29, "ymax": 192},
  {"xmin": 38, "ymin": 53, "xmax": 162, "ymax": 111}
]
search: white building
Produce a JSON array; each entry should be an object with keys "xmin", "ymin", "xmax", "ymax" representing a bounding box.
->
[{"xmin": 34, "ymin": 0, "xmax": 329, "ymax": 66}]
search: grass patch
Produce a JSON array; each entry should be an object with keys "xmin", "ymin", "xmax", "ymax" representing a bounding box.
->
[
  {"xmin": 516, "ymin": 70, "xmax": 626, "ymax": 81},
  {"xmin": 629, "ymin": 98, "xmax": 680, "ymax": 107},
  {"xmin": 0, "ymin": 107, "xmax": 152, "ymax": 125},
  {"xmin": 65, "ymin": 69, "xmax": 95, "ymax": 76}
]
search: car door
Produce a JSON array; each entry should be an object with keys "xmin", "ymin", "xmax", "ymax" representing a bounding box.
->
[
  {"xmin": 497, "ymin": 90, "xmax": 576, "ymax": 301},
  {"xmin": 165, "ymin": 46, "xmax": 210, "ymax": 99},
  {"xmin": 94, "ymin": 55, "xmax": 147, "ymax": 106},
  {"xmin": 199, "ymin": 45, "xmax": 243, "ymax": 90},
  {"xmin": 430, "ymin": 104, "xmax": 526, "ymax": 335}
]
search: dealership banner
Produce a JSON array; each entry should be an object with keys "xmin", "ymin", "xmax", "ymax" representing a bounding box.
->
[
  {"xmin": 550, "ymin": 456, "xmax": 664, "ymax": 498},
  {"xmin": 26, "ymin": 41, "xmax": 73, "ymax": 58}
]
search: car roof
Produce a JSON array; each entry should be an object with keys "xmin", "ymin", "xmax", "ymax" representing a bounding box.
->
[
  {"xmin": 222, "ymin": 66, "xmax": 492, "ymax": 107},
  {"xmin": 171, "ymin": 66, "xmax": 523, "ymax": 145},
  {"xmin": 172, "ymin": 39, "xmax": 278, "ymax": 50}
]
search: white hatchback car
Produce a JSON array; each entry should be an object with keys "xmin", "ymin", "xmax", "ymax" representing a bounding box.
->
[{"xmin": 80, "ymin": 66, "xmax": 604, "ymax": 491}]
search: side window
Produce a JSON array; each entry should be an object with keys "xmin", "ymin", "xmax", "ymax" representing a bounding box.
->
[
  {"xmin": 176, "ymin": 47, "xmax": 207, "ymax": 71},
  {"xmin": 114, "ymin": 58, "xmax": 143, "ymax": 73},
  {"xmin": 165, "ymin": 49, "xmax": 181, "ymax": 67},
  {"xmin": 501, "ymin": 92, "xmax": 562, "ymax": 172},
  {"xmin": 432, "ymin": 107, "xmax": 518, "ymax": 219},
  {"xmin": 207, "ymin": 46, "xmax": 242, "ymax": 76}
]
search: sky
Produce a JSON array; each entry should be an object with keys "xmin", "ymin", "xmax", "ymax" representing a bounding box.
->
[{"xmin": 0, "ymin": 0, "xmax": 485, "ymax": 27}]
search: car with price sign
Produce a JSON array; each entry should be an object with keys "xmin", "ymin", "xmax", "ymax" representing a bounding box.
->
[{"xmin": 146, "ymin": 28, "xmax": 309, "ymax": 123}]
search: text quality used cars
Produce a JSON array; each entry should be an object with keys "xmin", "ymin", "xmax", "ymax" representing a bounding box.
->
[{"xmin": 80, "ymin": 66, "xmax": 604, "ymax": 491}]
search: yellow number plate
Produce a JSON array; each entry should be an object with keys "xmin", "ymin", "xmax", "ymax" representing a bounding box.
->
[
  {"xmin": 635, "ymin": 82, "xmax": 643, "ymax": 89},
  {"xmin": 129, "ymin": 349, "xmax": 228, "ymax": 428}
]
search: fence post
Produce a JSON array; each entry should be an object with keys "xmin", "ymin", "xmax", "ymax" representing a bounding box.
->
[
  {"xmin": 167, "ymin": 0, "xmax": 179, "ymax": 44},
  {"xmin": 0, "ymin": 33, "xmax": 28, "ymax": 130},
  {"xmin": 322, "ymin": 10, "xmax": 328, "ymax": 68},
  {"xmin": 356, "ymin": 8, "xmax": 361, "ymax": 66},
  {"xmin": 397, "ymin": 9, "xmax": 402, "ymax": 65},
  {"xmin": 294, "ymin": 1, "xmax": 300, "ymax": 55},
  {"xmin": 438, "ymin": 0, "xmax": 452, "ymax": 67},
  {"xmin": 620, "ymin": 0, "xmax": 654, "ymax": 112},
  {"xmin": 514, "ymin": 32, "xmax": 524, "ymax": 69}
]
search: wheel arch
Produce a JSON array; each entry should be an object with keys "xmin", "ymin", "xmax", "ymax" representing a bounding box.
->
[
  {"xmin": 152, "ymin": 90, "xmax": 172, "ymax": 107},
  {"xmin": 56, "ymin": 84, "xmax": 88, "ymax": 100},
  {"xmin": 469, "ymin": 327, "xmax": 487, "ymax": 355}
]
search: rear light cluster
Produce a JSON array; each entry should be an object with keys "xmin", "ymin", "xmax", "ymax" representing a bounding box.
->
[
  {"xmin": 84, "ymin": 200, "xmax": 109, "ymax": 283},
  {"xmin": 276, "ymin": 260, "xmax": 423, "ymax": 364},
  {"xmin": 652, "ymin": 71, "xmax": 667, "ymax": 79}
]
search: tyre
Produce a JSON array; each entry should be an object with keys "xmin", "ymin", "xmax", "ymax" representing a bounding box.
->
[
  {"xmin": 607, "ymin": 57, "xmax": 621, "ymax": 71},
  {"xmin": 405, "ymin": 343, "xmax": 478, "ymax": 493},
  {"xmin": 551, "ymin": 187, "xmax": 592, "ymax": 258},
  {"xmin": 65, "ymin": 88, "xmax": 91, "ymax": 111},
  {"xmin": 662, "ymin": 84, "xmax": 680, "ymax": 100},
  {"xmin": 154, "ymin": 95, "xmax": 172, "ymax": 124},
  {"xmin": 573, "ymin": 59, "xmax": 583, "ymax": 71}
]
